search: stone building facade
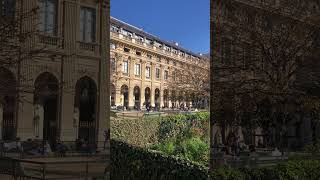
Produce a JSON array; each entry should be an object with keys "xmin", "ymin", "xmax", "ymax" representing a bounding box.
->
[
  {"xmin": 110, "ymin": 17, "xmax": 209, "ymax": 110},
  {"xmin": 0, "ymin": 0, "xmax": 109, "ymax": 146}
]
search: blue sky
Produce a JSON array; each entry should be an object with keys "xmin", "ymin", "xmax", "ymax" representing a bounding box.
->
[{"xmin": 110, "ymin": 0, "xmax": 210, "ymax": 54}]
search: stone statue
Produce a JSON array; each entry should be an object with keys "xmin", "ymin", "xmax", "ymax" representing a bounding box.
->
[{"xmin": 33, "ymin": 103, "xmax": 44, "ymax": 138}]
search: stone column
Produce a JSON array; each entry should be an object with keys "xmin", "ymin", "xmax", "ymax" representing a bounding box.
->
[
  {"xmin": 128, "ymin": 58, "xmax": 135, "ymax": 110},
  {"xmin": 160, "ymin": 90, "xmax": 164, "ymax": 108},
  {"xmin": 151, "ymin": 88, "xmax": 155, "ymax": 107},
  {"xmin": 16, "ymin": 90, "xmax": 34, "ymax": 140},
  {"xmin": 140, "ymin": 61, "xmax": 146, "ymax": 109},
  {"xmin": 73, "ymin": 107, "xmax": 79, "ymax": 139},
  {"xmin": 160, "ymin": 66, "xmax": 165, "ymax": 109},
  {"xmin": 0, "ymin": 102, "xmax": 3, "ymax": 140},
  {"xmin": 128, "ymin": 85, "xmax": 134, "ymax": 109},
  {"xmin": 115, "ymin": 86, "xmax": 122, "ymax": 106},
  {"xmin": 150, "ymin": 63, "xmax": 156, "ymax": 107}
]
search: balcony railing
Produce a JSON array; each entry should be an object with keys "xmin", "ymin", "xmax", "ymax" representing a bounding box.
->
[
  {"xmin": 78, "ymin": 41, "xmax": 98, "ymax": 52},
  {"xmin": 110, "ymin": 32, "xmax": 196, "ymax": 61},
  {"xmin": 111, "ymin": 31, "xmax": 119, "ymax": 37},
  {"xmin": 38, "ymin": 34, "xmax": 61, "ymax": 46},
  {"xmin": 136, "ymin": 40, "xmax": 144, "ymax": 45},
  {"xmin": 123, "ymin": 35, "xmax": 132, "ymax": 41}
]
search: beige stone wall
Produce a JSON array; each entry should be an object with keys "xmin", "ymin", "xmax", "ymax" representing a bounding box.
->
[
  {"xmin": 1, "ymin": 0, "xmax": 109, "ymax": 143},
  {"xmin": 110, "ymin": 29, "xmax": 209, "ymax": 110}
]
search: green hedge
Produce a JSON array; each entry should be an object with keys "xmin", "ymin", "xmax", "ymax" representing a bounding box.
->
[
  {"xmin": 111, "ymin": 139, "xmax": 210, "ymax": 180},
  {"xmin": 111, "ymin": 117, "xmax": 161, "ymax": 147},
  {"xmin": 111, "ymin": 112, "xmax": 210, "ymax": 147},
  {"xmin": 111, "ymin": 140, "xmax": 320, "ymax": 180}
]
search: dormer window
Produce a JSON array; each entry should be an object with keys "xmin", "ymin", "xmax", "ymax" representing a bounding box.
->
[
  {"xmin": 136, "ymin": 51, "xmax": 141, "ymax": 56},
  {"xmin": 136, "ymin": 35, "xmax": 144, "ymax": 42},
  {"xmin": 145, "ymin": 39, "xmax": 152, "ymax": 45},
  {"xmin": 111, "ymin": 25, "xmax": 119, "ymax": 32},
  {"xmin": 122, "ymin": 29, "xmax": 133, "ymax": 37}
]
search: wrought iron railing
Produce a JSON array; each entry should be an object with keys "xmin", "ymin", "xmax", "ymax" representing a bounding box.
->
[
  {"xmin": 38, "ymin": 34, "xmax": 61, "ymax": 46},
  {"xmin": 78, "ymin": 41, "xmax": 98, "ymax": 52}
]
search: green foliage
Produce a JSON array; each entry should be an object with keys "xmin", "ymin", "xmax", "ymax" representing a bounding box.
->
[
  {"xmin": 151, "ymin": 112, "xmax": 210, "ymax": 165},
  {"xmin": 111, "ymin": 139, "xmax": 210, "ymax": 180},
  {"xmin": 111, "ymin": 139, "xmax": 320, "ymax": 180},
  {"xmin": 179, "ymin": 137, "xmax": 209, "ymax": 163},
  {"xmin": 211, "ymin": 166, "xmax": 245, "ymax": 180},
  {"xmin": 151, "ymin": 140, "xmax": 176, "ymax": 156},
  {"xmin": 304, "ymin": 138, "xmax": 320, "ymax": 154},
  {"xmin": 111, "ymin": 117, "xmax": 161, "ymax": 147},
  {"xmin": 111, "ymin": 112, "xmax": 210, "ymax": 148}
]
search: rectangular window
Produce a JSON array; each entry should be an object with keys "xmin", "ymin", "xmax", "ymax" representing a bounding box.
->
[
  {"xmin": 80, "ymin": 7, "xmax": 96, "ymax": 42},
  {"xmin": 39, "ymin": 0, "xmax": 57, "ymax": 35},
  {"xmin": 134, "ymin": 64, "xmax": 141, "ymax": 76},
  {"xmin": 1, "ymin": 0, "xmax": 15, "ymax": 17},
  {"xmin": 122, "ymin": 61, "xmax": 129, "ymax": 74},
  {"xmin": 164, "ymin": 70, "xmax": 168, "ymax": 80},
  {"xmin": 111, "ymin": 58, "xmax": 116, "ymax": 71},
  {"xmin": 146, "ymin": 66, "xmax": 151, "ymax": 79},
  {"xmin": 156, "ymin": 68, "xmax": 160, "ymax": 79}
]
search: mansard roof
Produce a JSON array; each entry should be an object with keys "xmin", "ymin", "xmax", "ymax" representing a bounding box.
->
[{"xmin": 110, "ymin": 16, "xmax": 204, "ymax": 59}]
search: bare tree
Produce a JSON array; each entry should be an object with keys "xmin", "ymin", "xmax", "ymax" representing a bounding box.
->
[
  {"xmin": 167, "ymin": 59, "xmax": 210, "ymax": 109},
  {"xmin": 210, "ymin": 0, "xmax": 320, "ymax": 169},
  {"xmin": 0, "ymin": 0, "xmax": 43, "ymax": 67}
]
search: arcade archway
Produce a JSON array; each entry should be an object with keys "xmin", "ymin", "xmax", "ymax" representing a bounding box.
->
[
  {"xmin": 34, "ymin": 72, "xmax": 59, "ymax": 147},
  {"xmin": 0, "ymin": 68, "xmax": 17, "ymax": 140},
  {"xmin": 120, "ymin": 85, "xmax": 129, "ymax": 109},
  {"xmin": 133, "ymin": 86, "xmax": 140, "ymax": 110},
  {"xmin": 145, "ymin": 87, "xmax": 151, "ymax": 108},
  {"xmin": 163, "ymin": 89, "xmax": 169, "ymax": 108},
  {"xmin": 74, "ymin": 77, "xmax": 97, "ymax": 143},
  {"xmin": 155, "ymin": 88, "xmax": 160, "ymax": 110}
]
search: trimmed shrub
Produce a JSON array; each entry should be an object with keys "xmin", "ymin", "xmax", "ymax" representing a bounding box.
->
[
  {"xmin": 111, "ymin": 112, "xmax": 210, "ymax": 147},
  {"xmin": 111, "ymin": 117, "xmax": 161, "ymax": 147},
  {"xmin": 111, "ymin": 139, "xmax": 320, "ymax": 180},
  {"xmin": 111, "ymin": 139, "xmax": 210, "ymax": 180}
]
